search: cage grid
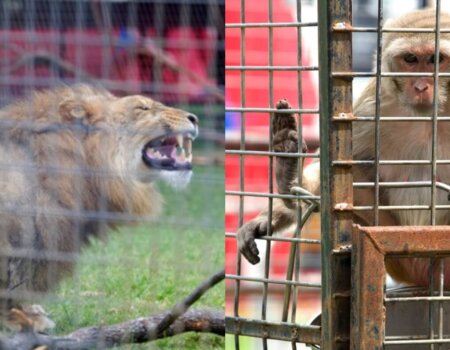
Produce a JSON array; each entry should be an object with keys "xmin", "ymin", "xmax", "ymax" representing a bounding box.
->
[
  {"xmin": 225, "ymin": 0, "xmax": 321, "ymax": 349},
  {"xmin": 0, "ymin": 0, "xmax": 224, "ymax": 348},
  {"xmin": 227, "ymin": 0, "xmax": 450, "ymax": 349},
  {"xmin": 323, "ymin": 0, "xmax": 450, "ymax": 349}
]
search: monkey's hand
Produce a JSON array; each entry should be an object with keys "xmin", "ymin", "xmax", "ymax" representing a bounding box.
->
[
  {"xmin": 273, "ymin": 99, "xmax": 307, "ymax": 208},
  {"xmin": 237, "ymin": 219, "xmax": 271, "ymax": 265}
]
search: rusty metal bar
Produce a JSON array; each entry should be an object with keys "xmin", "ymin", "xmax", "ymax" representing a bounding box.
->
[
  {"xmin": 351, "ymin": 225, "xmax": 385, "ymax": 350},
  {"xmin": 351, "ymin": 226, "xmax": 450, "ymax": 349},
  {"xmin": 319, "ymin": 0, "xmax": 353, "ymax": 348},
  {"xmin": 226, "ymin": 317, "xmax": 321, "ymax": 344}
]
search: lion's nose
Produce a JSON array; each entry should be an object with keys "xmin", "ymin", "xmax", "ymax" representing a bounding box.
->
[{"xmin": 187, "ymin": 113, "xmax": 198, "ymax": 126}]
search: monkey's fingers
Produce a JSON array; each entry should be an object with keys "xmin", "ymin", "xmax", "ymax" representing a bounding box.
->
[
  {"xmin": 273, "ymin": 99, "xmax": 296, "ymax": 135},
  {"xmin": 273, "ymin": 129, "xmax": 299, "ymax": 153},
  {"xmin": 237, "ymin": 220, "xmax": 269, "ymax": 265}
]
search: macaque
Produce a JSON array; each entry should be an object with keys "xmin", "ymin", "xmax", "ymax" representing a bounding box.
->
[{"xmin": 237, "ymin": 8, "xmax": 450, "ymax": 288}]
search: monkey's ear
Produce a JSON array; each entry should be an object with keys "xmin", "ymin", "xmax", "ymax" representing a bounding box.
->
[{"xmin": 59, "ymin": 99, "xmax": 89, "ymax": 122}]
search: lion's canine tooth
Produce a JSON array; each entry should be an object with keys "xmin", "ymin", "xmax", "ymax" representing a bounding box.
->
[
  {"xmin": 183, "ymin": 138, "xmax": 192, "ymax": 157},
  {"xmin": 176, "ymin": 146, "xmax": 184, "ymax": 157},
  {"xmin": 176, "ymin": 134, "xmax": 183, "ymax": 146}
]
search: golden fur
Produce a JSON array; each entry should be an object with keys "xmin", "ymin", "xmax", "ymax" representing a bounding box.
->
[{"xmin": 0, "ymin": 84, "xmax": 197, "ymax": 321}]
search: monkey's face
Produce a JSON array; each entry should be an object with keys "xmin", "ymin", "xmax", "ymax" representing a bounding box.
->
[{"xmin": 392, "ymin": 47, "xmax": 450, "ymax": 113}]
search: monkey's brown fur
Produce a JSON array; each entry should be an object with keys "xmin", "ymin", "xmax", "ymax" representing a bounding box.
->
[
  {"xmin": 0, "ymin": 84, "xmax": 197, "ymax": 325},
  {"xmin": 238, "ymin": 8, "xmax": 450, "ymax": 287}
]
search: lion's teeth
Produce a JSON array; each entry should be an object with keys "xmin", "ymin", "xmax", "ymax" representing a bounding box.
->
[
  {"xmin": 183, "ymin": 138, "xmax": 192, "ymax": 157},
  {"xmin": 176, "ymin": 134, "xmax": 183, "ymax": 146}
]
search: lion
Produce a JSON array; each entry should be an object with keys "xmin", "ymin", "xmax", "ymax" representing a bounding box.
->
[{"xmin": 0, "ymin": 84, "xmax": 198, "ymax": 331}]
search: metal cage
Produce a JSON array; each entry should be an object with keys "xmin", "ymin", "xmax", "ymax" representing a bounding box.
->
[
  {"xmin": 0, "ymin": 0, "xmax": 224, "ymax": 348},
  {"xmin": 225, "ymin": 0, "xmax": 321, "ymax": 348},
  {"xmin": 226, "ymin": 0, "xmax": 450, "ymax": 349}
]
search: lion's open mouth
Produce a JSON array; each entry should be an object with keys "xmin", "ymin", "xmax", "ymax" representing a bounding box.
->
[{"xmin": 142, "ymin": 133, "xmax": 193, "ymax": 171}]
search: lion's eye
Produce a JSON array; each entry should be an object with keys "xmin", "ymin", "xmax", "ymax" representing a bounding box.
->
[{"xmin": 138, "ymin": 106, "xmax": 150, "ymax": 111}]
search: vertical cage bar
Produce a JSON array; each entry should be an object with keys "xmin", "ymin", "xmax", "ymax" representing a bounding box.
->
[
  {"xmin": 318, "ymin": 0, "xmax": 353, "ymax": 349},
  {"xmin": 373, "ymin": 0, "xmax": 383, "ymax": 226},
  {"xmin": 233, "ymin": 0, "xmax": 246, "ymax": 348},
  {"xmin": 431, "ymin": 2, "xmax": 441, "ymax": 225},
  {"xmin": 430, "ymin": 5, "xmax": 441, "ymax": 349},
  {"xmin": 281, "ymin": 0, "xmax": 305, "ymax": 326},
  {"xmin": 261, "ymin": 1, "xmax": 274, "ymax": 348}
]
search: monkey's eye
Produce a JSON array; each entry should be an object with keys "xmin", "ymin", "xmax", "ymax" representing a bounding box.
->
[
  {"xmin": 403, "ymin": 54, "xmax": 418, "ymax": 64},
  {"xmin": 429, "ymin": 53, "xmax": 444, "ymax": 64}
]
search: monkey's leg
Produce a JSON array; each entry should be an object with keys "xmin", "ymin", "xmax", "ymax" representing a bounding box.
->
[
  {"xmin": 238, "ymin": 99, "xmax": 307, "ymax": 264},
  {"xmin": 273, "ymin": 99, "xmax": 308, "ymax": 209}
]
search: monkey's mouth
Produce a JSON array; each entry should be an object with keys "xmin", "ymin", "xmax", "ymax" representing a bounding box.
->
[{"xmin": 142, "ymin": 132, "xmax": 194, "ymax": 171}]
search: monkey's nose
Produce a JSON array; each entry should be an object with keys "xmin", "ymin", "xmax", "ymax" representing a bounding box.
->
[
  {"xmin": 414, "ymin": 80, "xmax": 429, "ymax": 92},
  {"xmin": 187, "ymin": 113, "xmax": 198, "ymax": 126}
]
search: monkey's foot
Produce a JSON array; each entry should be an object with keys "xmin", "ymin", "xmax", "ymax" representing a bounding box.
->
[
  {"xmin": 273, "ymin": 99, "xmax": 307, "ymax": 154},
  {"xmin": 8, "ymin": 305, "xmax": 55, "ymax": 332}
]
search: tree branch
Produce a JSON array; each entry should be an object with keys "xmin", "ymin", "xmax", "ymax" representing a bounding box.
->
[{"xmin": 0, "ymin": 270, "xmax": 225, "ymax": 350}]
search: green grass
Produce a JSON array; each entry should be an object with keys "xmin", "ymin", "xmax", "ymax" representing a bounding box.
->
[{"xmin": 43, "ymin": 165, "xmax": 224, "ymax": 349}]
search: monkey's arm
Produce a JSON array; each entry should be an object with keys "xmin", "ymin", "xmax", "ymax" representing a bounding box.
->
[{"xmin": 237, "ymin": 99, "xmax": 308, "ymax": 264}]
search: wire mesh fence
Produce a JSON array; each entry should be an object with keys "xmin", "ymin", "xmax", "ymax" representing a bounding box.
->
[
  {"xmin": 226, "ymin": 0, "xmax": 450, "ymax": 349},
  {"xmin": 225, "ymin": 0, "xmax": 320, "ymax": 349},
  {"xmin": 323, "ymin": 1, "xmax": 450, "ymax": 349},
  {"xmin": 0, "ymin": 0, "xmax": 224, "ymax": 348}
]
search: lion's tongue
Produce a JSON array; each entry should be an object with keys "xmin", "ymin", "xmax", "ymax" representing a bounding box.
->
[
  {"xmin": 146, "ymin": 145, "xmax": 175, "ymax": 166},
  {"xmin": 159, "ymin": 145, "xmax": 175, "ymax": 158}
]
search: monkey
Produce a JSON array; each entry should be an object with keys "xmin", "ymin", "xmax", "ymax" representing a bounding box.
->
[{"xmin": 237, "ymin": 8, "xmax": 450, "ymax": 288}]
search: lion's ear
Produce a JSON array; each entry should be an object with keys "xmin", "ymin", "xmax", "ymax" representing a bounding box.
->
[{"xmin": 59, "ymin": 99, "xmax": 89, "ymax": 122}]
